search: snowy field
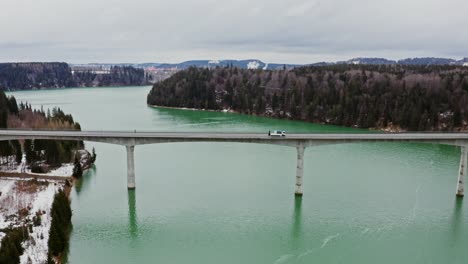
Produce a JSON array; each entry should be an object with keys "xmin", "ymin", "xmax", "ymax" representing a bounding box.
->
[
  {"xmin": 0, "ymin": 178, "xmax": 62, "ymax": 263},
  {"xmin": 0, "ymin": 152, "xmax": 87, "ymax": 177},
  {"xmin": 0, "ymin": 160, "xmax": 74, "ymax": 177}
]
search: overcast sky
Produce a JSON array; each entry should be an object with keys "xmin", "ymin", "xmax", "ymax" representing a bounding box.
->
[{"xmin": 0, "ymin": 0, "xmax": 467, "ymax": 64}]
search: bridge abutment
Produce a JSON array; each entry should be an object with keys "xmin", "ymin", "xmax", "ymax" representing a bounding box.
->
[
  {"xmin": 456, "ymin": 146, "xmax": 467, "ymax": 197},
  {"xmin": 126, "ymin": 145, "xmax": 136, "ymax": 189},
  {"xmin": 295, "ymin": 142, "xmax": 305, "ymax": 196}
]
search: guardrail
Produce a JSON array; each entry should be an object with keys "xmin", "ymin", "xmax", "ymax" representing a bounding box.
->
[{"xmin": 1, "ymin": 128, "xmax": 468, "ymax": 134}]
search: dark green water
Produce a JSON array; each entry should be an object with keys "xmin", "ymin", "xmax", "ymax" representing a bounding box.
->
[{"xmin": 8, "ymin": 86, "xmax": 468, "ymax": 264}]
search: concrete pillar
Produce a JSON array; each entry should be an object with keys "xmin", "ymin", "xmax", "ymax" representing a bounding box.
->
[
  {"xmin": 456, "ymin": 146, "xmax": 467, "ymax": 197},
  {"xmin": 126, "ymin": 145, "xmax": 136, "ymax": 189},
  {"xmin": 295, "ymin": 142, "xmax": 305, "ymax": 196}
]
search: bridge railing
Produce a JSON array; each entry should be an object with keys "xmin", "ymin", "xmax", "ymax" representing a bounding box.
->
[{"xmin": 1, "ymin": 128, "xmax": 468, "ymax": 135}]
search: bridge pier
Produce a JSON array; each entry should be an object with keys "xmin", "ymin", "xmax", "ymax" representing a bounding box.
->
[
  {"xmin": 126, "ymin": 145, "xmax": 136, "ymax": 189},
  {"xmin": 456, "ymin": 146, "xmax": 467, "ymax": 197},
  {"xmin": 295, "ymin": 142, "xmax": 305, "ymax": 196}
]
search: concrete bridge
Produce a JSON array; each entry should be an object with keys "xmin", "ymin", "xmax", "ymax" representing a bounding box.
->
[{"xmin": 0, "ymin": 130, "xmax": 467, "ymax": 197}]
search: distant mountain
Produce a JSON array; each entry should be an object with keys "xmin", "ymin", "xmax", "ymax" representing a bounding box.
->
[
  {"xmin": 397, "ymin": 57, "xmax": 457, "ymax": 65},
  {"xmin": 340, "ymin": 57, "xmax": 467, "ymax": 66}
]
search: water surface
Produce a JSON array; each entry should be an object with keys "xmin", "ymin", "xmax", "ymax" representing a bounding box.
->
[{"xmin": 9, "ymin": 86, "xmax": 468, "ymax": 264}]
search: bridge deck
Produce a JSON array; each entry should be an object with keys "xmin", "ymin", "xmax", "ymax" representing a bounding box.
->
[
  {"xmin": 1, "ymin": 130, "xmax": 466, "ymax": 196},
  {"xmin": 1, "ymin": 130, "xmax": 468, "ymax": 140}
]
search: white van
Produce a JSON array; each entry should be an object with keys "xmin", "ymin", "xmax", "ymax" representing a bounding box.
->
[{"xmin": 268, "ymin": 130, "xmax": 286, "ymax": 137}]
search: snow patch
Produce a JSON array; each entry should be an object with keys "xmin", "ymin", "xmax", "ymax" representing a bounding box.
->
[
  {"xmin": 0, "ymin": 180, "xmax": 15, "ymax": 200},
  {"xmin": 19, "ymin": 184, "xmax": 58, "ymax": 264},
  {"xmin": 247, "ymin": 61, "xmax": 261, "ymax": 69},
  {"xmin": 463, "ymin": 62, "xmax": 468, "ymax": 67},
  {"xmin": 0, "ymin": 179, "xmax": 61, "ymax": 264},
  {"xmin": 0, "ymin": 155, "xmax": 19, "ymax": 172},
  {"xmin": 208, "ymin": 60, "xmax": 220, "ymax": 64},
  {"xmin": 46, "ymin": 163, "xmax": 74, "ymax": 177}
]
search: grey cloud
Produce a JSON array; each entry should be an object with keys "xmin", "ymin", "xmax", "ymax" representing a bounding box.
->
[{"xmin": 0, "ymin": 0, "xmax": 466, "ymax": 63}]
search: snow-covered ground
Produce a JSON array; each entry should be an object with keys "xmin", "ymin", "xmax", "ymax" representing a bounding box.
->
[
  {"xmin": 45, "ymin": 164, "xmax": 74, "ymax": 176},
  {"xmin": 1, "ymin": 150, "xmax": 90, "ymax": 177},
  {"xmin": 0, "ymin": 179, "xmax": 19, "ymax": 230},
  {"xmin": 0, "ymin": 178, "xmax": 61, "ymax": 263},
  {"xmin": 0, "ymin": 155, "xmax": 18, "ymax": 172},
  {"xmin": 19, "ymin": 183, "xmax": 58, "ymax": 264},
  {"xmin": 0, "ymin": 161, "xmax": 74, "ymax": 177}
]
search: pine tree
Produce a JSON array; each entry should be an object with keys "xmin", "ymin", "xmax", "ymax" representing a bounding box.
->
[
  {"xmin": 72, "ymin": 156, "xmax": 83, "ymax": 177},
  {"xmin": 91, "ymin": 147, "xmax": 97, "ymax": 163}
]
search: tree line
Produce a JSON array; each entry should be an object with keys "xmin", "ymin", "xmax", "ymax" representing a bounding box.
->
[
  {"xmin": 47, "ymin": 189, "xmax": 72, "ymax": 263},
  {"xmin": 73, "ymin": 66, "xmax": 149, "ymax": 87},
  {"xmin": 147, "ymin": 65, "xmax": 468, "ymax": 131},
  {"xmin": 0, "ymin": 89, "xmax": 84, "ymax": 168},
  {"xmin": 0, "ymin": 63, "xmax": 149, "ymax": 91},
  {"xmin": 0, "ymin": 226, "xmax": 29, "ymax": 264}
]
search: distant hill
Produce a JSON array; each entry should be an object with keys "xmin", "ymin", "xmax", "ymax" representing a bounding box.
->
[
  {"xmin": 91, "ymin": 60, "xmax": 301, "ymax": 70},
  {"xmin": 148, "ymin": 64, "xmax": 468, "ymax": 132},
  {"xmin": 0, "ymin": 62, "xmax": 75, "ymax": 90},
  {"xmin": 337, "ymin": 57, "xmax": 468, "ymax": 66},
  {"xmin": 0, "ymin": 63, "xmax": 149, "ymax": 91},
  {"xmin": 79, "ymin": 57, "xmax": 468, "ymax": 71},
  {"xmin": 338, "ymin": 58, "xmax": 397, "ymax": 65},
  {"xmin": 2, "ymin": 57, "xmax": 467, "ymax": 90}
]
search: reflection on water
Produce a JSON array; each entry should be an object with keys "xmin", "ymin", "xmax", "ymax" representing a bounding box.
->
[
  {"xmin": 152, "ymin": 106, "xmax": 361, "ymax": 133},
  {"xmin": 128, "ymin": 189, "xmax": 138, "ymax": 239},
  {"xmin": 8, "ymin": 87, "xmax": 468, "ymax": 264},
  {"xmin": 450, "ymin": 198, "xmax": 463, "ymax": 243},
  {"xmin": 447, "ymin": 198, "xmax": 464, "ymax": 263},
  {"xmin": 291, "ymin": 196, "xmax": 303, "ymax": 250},
  {"xmin": 74, "ymin": 165, "xmax": 96, "ymax": 195}
]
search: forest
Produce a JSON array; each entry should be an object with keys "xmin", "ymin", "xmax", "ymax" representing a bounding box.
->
[
  {"xmin": 0, "ymin": 89, "xmax": 84, "ymax": 170},
  {"xmin": 147, "ymin": 65, "xmax": 468, "ymax": 131},
  {"xmin": 47, "ymin": 188, "xmax": 72, "ymax": 263},
  {"xmin": 0, "ymin": 63, "xmax": 149, "ymax": 91},
  {"xmin": 72, "ymin": 66, "xmax": 149, "ymax": 87}
]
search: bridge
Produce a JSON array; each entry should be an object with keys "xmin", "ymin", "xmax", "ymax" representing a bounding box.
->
[{"xmin": 0, "ymin": 130, "xmax": 467, "ymax": 197}]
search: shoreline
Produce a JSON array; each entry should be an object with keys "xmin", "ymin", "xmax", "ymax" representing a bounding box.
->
[
  {"xmin": 5, "ymin": 84, "xmax": 152, "ymax": 93},
  {"xmin": 148, "ymin": 104, "xmax": 405, "ymax": 132},
  {"xmin": 148, "ymin": 104, "xmax": 236, "ymax": 113},
  {"xmin": 149, "ymin": 104, "xmax": 468, "ymax": 132}
]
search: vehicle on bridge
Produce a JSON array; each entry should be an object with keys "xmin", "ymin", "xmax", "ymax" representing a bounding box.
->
[{"xmin": 268, "ymin": 130, "xmax": 286, "ymax": 137}]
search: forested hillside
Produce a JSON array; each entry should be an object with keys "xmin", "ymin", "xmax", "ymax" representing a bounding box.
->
[
  {"xmin": 0, "ymin": 63, "xmax": 149, "ymax": 90},
  {"xmin": 72, "ymin": 66, "xmax": 148, "ymax": 87},
  {"xmin": 0, "ymin": 63, "xmax": 74, "ymax": 90},
  {"xmin": 147, "ymin": 65, "xmax": 468, "ymax": 131}
]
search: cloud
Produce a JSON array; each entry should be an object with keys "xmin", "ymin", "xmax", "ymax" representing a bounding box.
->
[{"xmin": 0, "ymin": 0, "xmax": 466, "ymax": 63}]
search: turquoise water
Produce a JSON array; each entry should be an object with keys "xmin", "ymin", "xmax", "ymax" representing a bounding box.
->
[{"xmin": 8, "ymin": 86, "xmax": 468, "ymax": 264}]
